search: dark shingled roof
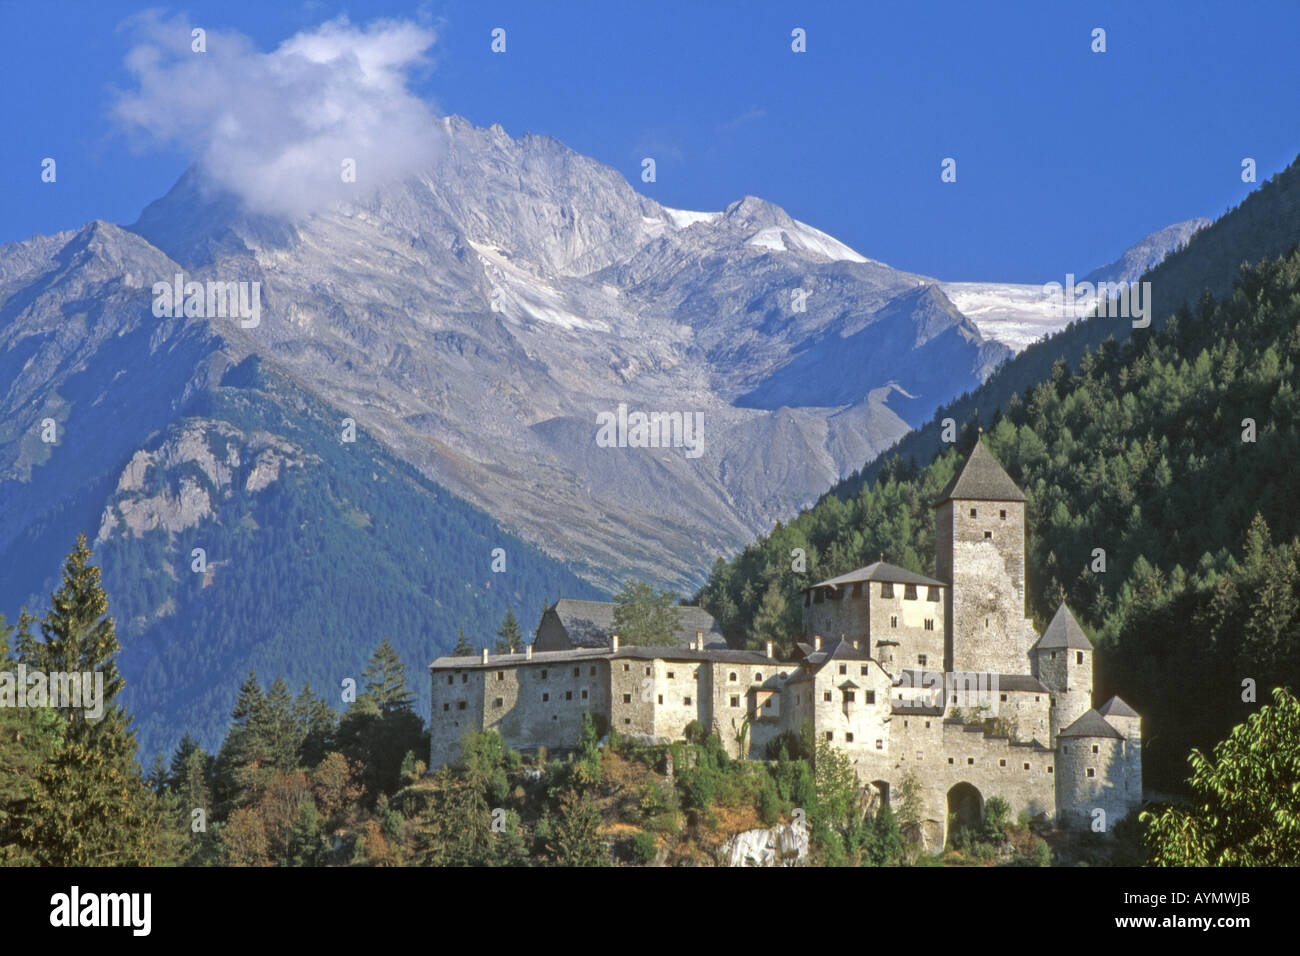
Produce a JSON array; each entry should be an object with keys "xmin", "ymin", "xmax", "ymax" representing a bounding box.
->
[
  {"xmin": 1059, "ymin": 709, "xmax": 1126, "ymax": 740},
  {"xmin": 934, "ymin": 441, "xmax": 1027, "ymax": 505},
  {"xmin": 430, "ymin": 644, "xmax": 776, "ymax": 670},
  {"xmin": 1032, "ymin": 604, "xmax": 1094, "ymax": 652},
  {"xmin": 551, "ymin": 599, "xmax": 727, "ymax": 650},
  {"xmin": 1098, "ymin": 696, "xmax": 1140, "ymax": 719},
  {"xmin": 805, "ymin": 561, "xmax": 944, "ymax": 591}
]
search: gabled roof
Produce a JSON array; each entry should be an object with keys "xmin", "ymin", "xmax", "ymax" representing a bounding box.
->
[
  {"xmin": 1058, "ymin": 709, "xmax": 1125, "ymax": 740},
  {"xmin": 1031, "ymin": 604, "xmax": 1094, "ymax": 652},
  {"xmin": 804, "ymin": 561, "xmax": 944, "ymax": 591},
  {"xmin": 1098, "ymin": 695, "xmax": 1140, "ymax": 719},
  {"xmin": 549, "ymin": 599, "xmax": 727, "ymax": 650},
  {"xmin": 934, "ymin": 441, "xmax": 1026, "ymax": 505},
  {"xmin": 803, "ymin": 637, "xmax": 872, "ymax": 666}
]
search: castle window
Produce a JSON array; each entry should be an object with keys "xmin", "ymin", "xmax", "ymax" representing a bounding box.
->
[
  {"xmin": 948, "ymin": 757, "xmax": 954, "ymax": 764},
  {"xmin": 861, "ymin": 665, "xmax": 869, "ymax": 675},
  {"xmin": 1087, "ymin": 768, "xmax": 1095, "ymax": 778},
  {"xmin": 918, "ymin": 654, "xmax": 927, "ymax": 666},
  {"xmin": 866, "ymin": 691, "xmax": 876, "ymax": 704},
  {"xmin": 970, "ymin": 508, "xmax": 977, "ymax": 518},
  {"xmin": 684, "ymin": 696, "xmax": 692, "ymax": 705},
  {"xmin": 967, "ymin": 757, "xmax": 974, "ymax": 765},
  {"xmin": 729, "ymin": 672, "xmax": 738, "ymax": 682},
  {"xmin": 657, "ymin": 695, "xmax": 663, "ymax": 704},
  {"xmin": 985, "ymin": 619, "xmax": 989, "ymax": 628},
  {"xmin": 904, "ymin": 584, "xmax": 918, "ymax": 600},
  {"xmin": 1000, "ymin": 510, "xmax": 1007, "ymax": 519},
  {"xmin": 927, "ymin": 586, "xmax": 941, "ymax": 602},
  {"xmin": 846, "ymin": 733, "xmax": 854, "ymax": 743},
  {"xmin": 1000, "ymin": 693, "xmax": 1008, "ymax": 702},
  {"xmin": 999, "ymin": 759, "xmax": 1006, "ymax": 767},
  {"xmin": 496, "ymin": 671, "xmax": 504, "ymax": 680},
  {"xmin": 876, "ymin": 740, "xmax": 884, "ymax": 750},
  {"xmin": 924, "ymin": 619, "xmax": 934, "ymax": 631},
  {"xmin": 581, "ymin": 689, "xmax": 588, "ymax": 700},
  {"xmin": 565, "ymin": 691, "xmax": 573, "ymax": 701},
  {"xmin": 645, "ymin": 667, "xmax": 651, "ymax": 676},
  {"xmin": 1035, "ymin": 695, "xmax": 1040, "ymax": 702},
  {"xmin": 624, "ymin": 718, "xmax": 631, "ymax": 725},
  {"xmin": 825, "ymin": 732, "xmax": 833, "ymax": 741},
  {"xmin": 447, "ymin": 676, "xmax": 454, "ymax": 685},
  {"xmin": 461, "ymin": 674, "xmax": 468, "ymax": 683},
  {"xmin": 1092, "ymin": 744, "xmax": 1099, "ymax": 754},
  {"xmin": 881, "ymin": 583, "xmax": 894, "ymax": 598},
  {"xmin": 541, "ymin": 670, "xmax": 548, "ymax": 679},
  {"xmin": 1048, "ymin": 766, "xmax": 1054, "ymax": 774},
  {"xmin": 843, "ymin": 690, "xmax": 856, "ymax": 703},
  {"xmin": 573, "ymin": 667, "xmax": 580, "ymax": 677},
  {"xmin": 442, "ymin": 703, "xmax": 449, "ymax": 712},
  {"xmin": 890, "ymin": 616, "xmax": 898, "ymax": 628},
  {"xmin": 623, "ymin": 694, "xmax": 631, "ymax": 703},
  {"xmin": 755, "ymin": 673, "xmax": 763, "ymax": 681},
  {"xmin": 984, "ymin": 531, "xmax": 992, "ymax": 539},
  {"xmin": 457, "ymin": 701, "xmax": 466, "ymax": 711},
  {"xmin": 542, "ymin": 693, "xmax": 549, "ymax": 702},
  {"xmin": 839, "ymin": 664, "xmax": 847, "ymax": 675},
  {"xmin": 904, "ymin": 720, "xmax": 908, "ymax": 728},
  {"xmin": 667, "ymin": 671, "xmax": 675, "ymax": 679},
  {"xmin": 925, "ymin": 721, "xmax": 931, "ymax": 729},
  {"xmin": 1050, "ymin": 651, "xmax": 1056, "ymax": 660},
  {"xmin": 823, "ymin": 691, "xmax": 832, "ymax": 702},
  {"xmin": 1062, "ymin": 745, "xmax": 1067, "ymax": 754},
  {"xmin": 731, "ymin": 696, "xmax": 740, "ymax": 707},
  {"xmin": 623, "ymin": 664, "xmax": 630, "ymax": 672},
  {"xmin": 493, "ymin": 698, "xmax": 503, "ymax": 708},
  {"xmin": 1076, "ymin": 651, "xmax": 1084, "ymax": 665},
  {"xmin": 1024, "ymin": 763, "xmax": 1030, "ymax": 770}
]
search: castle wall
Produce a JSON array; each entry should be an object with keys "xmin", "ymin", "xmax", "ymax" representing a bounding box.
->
[
  {"xmin": 803, "ymin": 586, "xmax": 868, "ymax": 643},
  {"xmin": 1034, "ymin": 648, "xmax": 1093, "ymax": 740},
  {"xmin": 866, "ymin": 584, "xmax": 945, "ymax": 675}
]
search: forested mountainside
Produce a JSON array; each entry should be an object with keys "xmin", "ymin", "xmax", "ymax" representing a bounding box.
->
[
  {"xmin": 698, "ymin": 247, "xmax": 1300, "ymax": 791},
  {"xmin": 834, "ymin": 152, "xmax": 1300, "ymax": 498}
]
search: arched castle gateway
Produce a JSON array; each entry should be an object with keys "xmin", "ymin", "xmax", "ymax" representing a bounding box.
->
[{"xmin": 429, "ymin": 442, "xmax": 1142, "ymax": 848}]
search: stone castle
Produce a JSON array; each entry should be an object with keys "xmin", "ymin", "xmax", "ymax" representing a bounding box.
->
[{"xmin": 428, "ymin": 442, "xmax": 1142, "ymax": 846}]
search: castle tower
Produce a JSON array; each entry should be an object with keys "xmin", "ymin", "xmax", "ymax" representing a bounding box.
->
[
  {"xmin": 1031, "ymin": 603, "xmax": 1094, "ymax": 741},
  {"xmin": 1097, "ymin": 695, "xmax": 1143, "ymax": 816},
  {"xmin": 1055, "ymin": 709, "xmax": 1127, "ymax": 830},
  {"xmin": 933, "ymin": 441, "xmax": 1032, "ymax": 675}
]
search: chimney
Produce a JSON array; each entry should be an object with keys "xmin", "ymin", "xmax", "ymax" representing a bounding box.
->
[
  {"xmin": 525, "ymin": 643, "xmax": 533, "ymax": 661},
  {"xmin": 814, "ymin": 635, "xmax": 822, "ymax": 651},
  {"xmin": 696, "ymin": 630, "xmax": 704, "ymax": 651},
  {"xmin": 481, "ymin": 648, "xmax": 489, "ymax": 664},
  {"xmin": 765, "ymin": 640, "xmax": 774, "ymax": 659},
  {"xmin": 611, "ymin": 633, "xmax": 620, "ymax": 652}
]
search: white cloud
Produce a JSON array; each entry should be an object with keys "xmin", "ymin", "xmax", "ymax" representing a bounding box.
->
[{"xmin": 113, "ymin": 13, "xmax": 444, "ymax": 219}]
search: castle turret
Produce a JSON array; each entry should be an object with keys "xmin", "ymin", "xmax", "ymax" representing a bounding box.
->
[
  {"xmin": 1056, "ymin": 709, "xmax": 1129, "ymax": 832},
  {"xmin": 933, "ymin": 441, "xmax": 1031, "ymax": 675},
  {"xmin": 1097, "ymin": 695, "xmax": 1142, "ymax": 817},
  {"xmin": 1031, "ymin": 603, "xmax": 1093, "ymax": 741}
]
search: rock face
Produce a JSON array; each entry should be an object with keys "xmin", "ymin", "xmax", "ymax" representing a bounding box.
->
[
  {"xmin": 113, "ymin": 115, "xmax": 1007, "ymax": 591},
  {"xmin": 720, "ymin": 823, "xmax": 810, "ymax": 867}
]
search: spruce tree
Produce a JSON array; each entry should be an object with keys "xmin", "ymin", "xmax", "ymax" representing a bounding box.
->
[
  {"xmin": 452, "ymin": 626, "xmax": 474, "ymax": 656},
  {"xmin": 493, "ymin": 606, "xmax": 523, "ymax": 654}
]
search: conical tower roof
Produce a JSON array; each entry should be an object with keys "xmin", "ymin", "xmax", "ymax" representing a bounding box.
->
[
  {"xmin": 1031, "ymin": 603, "xmax": 1094, "ymax": 652},
  {"xmin": 934, "ymin": 441, "xmax": 1026, "ymax": 505}
]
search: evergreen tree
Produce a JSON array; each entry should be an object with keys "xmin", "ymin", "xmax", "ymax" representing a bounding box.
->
[
  {"xmin": 452, "ymin": 626, "xmax": 474, "ymax": 656},
  {"xmin": 493, "ymin": 607, "xmax": 524, "ymax": 654},
  {"xmin": 294, "ymin": 683, "xmax": 337, "ymax": 768},
  {"xmin": 612, "ymin": 581, "xmax": 682, "ymax": 647}
]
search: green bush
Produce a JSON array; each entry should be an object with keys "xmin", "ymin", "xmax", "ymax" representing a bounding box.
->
[{"xmin": 629, "ymin": 830, "xmax": 659, "ymax": 864}]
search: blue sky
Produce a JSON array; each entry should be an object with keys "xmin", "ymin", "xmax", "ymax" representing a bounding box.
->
[{"xmin": 3, "ymin": 0, "xmax": 1297, "ymax": 281}]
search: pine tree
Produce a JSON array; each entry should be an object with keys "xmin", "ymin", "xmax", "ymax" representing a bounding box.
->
[
  {"xmin": 12, "ymin": 536, "xmax": 159, "ymax": 865},
  {"xmin": 361, "ymin": 639, "xmax": 416, "ymax": 713},
  {"xmin": 493, "ymin": 606, "xmax": 523, "ymax": 654},
  {"xmin": 294, "ymin": 683, "xmax": 337, "ymax": 768},
  {"xmin": 452, "ymin": 626, "xmax": 474, "ymax": 656}
]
